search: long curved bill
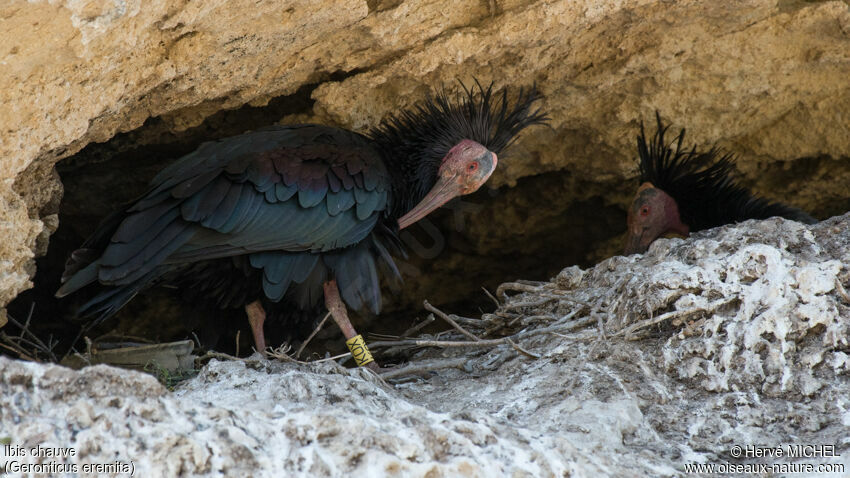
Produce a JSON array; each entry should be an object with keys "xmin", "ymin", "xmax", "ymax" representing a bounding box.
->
[
  {"xmin": 398, "ymin": 174, "xmax": 461, "ymax": 230},
  {"xmin": 624, "ymin": 230, "xmax": 648, "ymax": 255}
]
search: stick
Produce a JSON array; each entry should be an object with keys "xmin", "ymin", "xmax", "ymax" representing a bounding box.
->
[
  {"xmin": 448, "ymin": 316, "xmax": 486, "ymax": 326},
  {"xmin": 424, "ymin": 300, "xmax": 481, "ymax": 342},
  {"xmin": 380, "ymin": 357, "xmax": 468, "ymax": 380},
  {"xmin": 267, "ymin": 344, "xmax": 296, "ymax": 362},
  {"xmin": 400, "ymin": 315, "xmax": 436, "ymax": 339},
  {"xmin": 497, "ymin": 281, "xmax": 544, "ymax": 299},
  {"xmin": 502, "ymin": 297, "xmax": 556, "ymax": 310},
  {"xmin": 296, "ymin": 311, "xmax": 332, "ymax": 358},
  {"xmin": 614, "ymin": 299, "xmax": 734, "ymax": 340},
  {"xmin": 371, "ymin": 313, "xmax": 601, "ymax": 350},
  {"xmin": 206, "ymin": 343, "xmax": 352, "ymax": 367},
  {"xmin": 191, "ymin": 332, "xmax": 203, "ymax": 349},
  {"xmin": 312, "ymin": 352, "xmax": 352, "ymax": 363},
  {"xmin": 5, "ymin": 309, "xmax": 57, "ymax": 362},
  {"xmin": 482, "ymin": 287, "xmax": 500, "ymax": 307},
  {"xmin": 836, "ymin": 279, "xmax": 850, "ymax": 305},
  {"xmin": 370, "ymin": 338, "xmax": 504, "ymax": 348},
  {"xmin": 506, "ymin": 338, "xmax": 540, "ymax": 359},
  {"xmin": 22, "ymin": 302, "xmax": 34, "ymax": 335},
  {"xmin": 199, "ymin": 351, "xmax": 264, "ymax": 364},
  {"xmin": 0, "ymin": 339, "xmax": 37, "ymax": 362}
]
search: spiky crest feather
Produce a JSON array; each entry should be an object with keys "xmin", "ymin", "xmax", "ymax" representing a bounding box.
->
[
  {"xmin": 637, "ymin": 113, "xmax": 815, "ymax": 231},
  {"xmin": 369, "ymin": 80, "xmax": 548, "ymax": 218}
]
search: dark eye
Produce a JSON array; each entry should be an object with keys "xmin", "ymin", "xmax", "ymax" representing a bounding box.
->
[
  {"xmin": 640, "ymin": 206, "xmax": 650, "ymax": 217},
  {"xmin": 468, "ymin": 162, "xmax": 478, "ymax": 172}
]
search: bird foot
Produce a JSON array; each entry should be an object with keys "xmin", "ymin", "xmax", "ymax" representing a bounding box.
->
[{"xmin": 245, "ymin": 300, "xmax": 268, "ymax": 356}]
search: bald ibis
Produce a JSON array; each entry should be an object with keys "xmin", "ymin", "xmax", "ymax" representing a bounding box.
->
[
  {"xmin": 625, "ymin": 114, "xmax": 816, "ymax": 255},
  {"xmin": 57, "ymin": 82, "xmax": 547, "ymax": 369}
]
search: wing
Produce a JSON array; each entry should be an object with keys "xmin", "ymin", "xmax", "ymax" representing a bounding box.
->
[{"xmin": 73, "ymin": 125, "xmax": 392, "ymax": 289}]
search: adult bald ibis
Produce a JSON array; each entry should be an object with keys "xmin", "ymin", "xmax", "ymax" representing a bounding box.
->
[
  {"xmin": 624, "ymin": 114, "xmax": 816, "ymax": 255},
  {"xmin": 57, "ymin": 82, "xmax": 547, "ymax": 369}
]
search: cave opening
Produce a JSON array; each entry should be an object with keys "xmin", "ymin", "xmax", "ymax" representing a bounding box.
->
[
  {"xmin": 5, "ymin": 85, "xmax": 629, "ymax": 364},
  {"xmin": 10, "ymin": 87, "xmax": 849, "ymax": 365}
]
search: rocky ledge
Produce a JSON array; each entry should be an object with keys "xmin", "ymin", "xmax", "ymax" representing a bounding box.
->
[{"xmin": 2, "ymin": 213, "xmax": 849, "ymax": 476}]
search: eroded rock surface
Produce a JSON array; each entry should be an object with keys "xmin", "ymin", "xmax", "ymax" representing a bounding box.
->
[
  {"xmin": 2, "ymin": 0, "xmax": 850, "ymax": 314},
  {"xmin": 2, "ymin": 214, "xmax": 849, "ymax": 476}
]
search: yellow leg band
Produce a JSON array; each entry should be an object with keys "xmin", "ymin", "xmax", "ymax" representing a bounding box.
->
[{"xmin": 345, "ymin": 334, "xmax": 375, "ymax": 367}]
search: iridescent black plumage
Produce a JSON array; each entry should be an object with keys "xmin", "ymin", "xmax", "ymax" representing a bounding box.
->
[
  {"xmin": 637, "ymin": 113, "xmax": 815, "ymax": 232},
  {"xmin": 57, "ymin": 81, "xmax": 546, "ymax": 346}
]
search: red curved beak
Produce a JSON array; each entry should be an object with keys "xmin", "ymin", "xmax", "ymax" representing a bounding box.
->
[
  {"xmin": 398, "ymin": 173, "xmax": 464, "ymax": 230},
  {"xmin": 624, "ymin": 229, "xmax": 648, "ymax": 255}
]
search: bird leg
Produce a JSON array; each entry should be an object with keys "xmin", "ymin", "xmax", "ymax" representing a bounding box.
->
[
  {"xmin": 244, "ymin": 300, "xmax": 267, "ymax": 355},
  {"xmin": 323, "ymin": 280, "xmax": 379, "ymax": 371}
]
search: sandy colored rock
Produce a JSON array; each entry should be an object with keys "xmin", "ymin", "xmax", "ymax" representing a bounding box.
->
[{"xmin": 1, "ymin": 0, "xmax": 850, "ymax": 314}]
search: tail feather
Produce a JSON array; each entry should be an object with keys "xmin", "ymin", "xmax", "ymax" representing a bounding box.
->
[
  {"xmin": 55, "ymin": 261, "xmax": 99, "ymax": 298},
  {"xmin": 57, "ymin": 202, "xmax": 133, "ymax": 296},
  {"xmin": 74, "ymin": 270, "xmax": 160, "ymax": 328}
]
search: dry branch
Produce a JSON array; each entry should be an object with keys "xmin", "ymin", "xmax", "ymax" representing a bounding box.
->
[
  {"xmin": 836, "ymin": 279, "xmax": 850, "ymax": 305},
  {"xmin": 296, "ymin": 311, "xmax": 332, "ymax": 358},
  {"xmin": 424, "ymin": 300, "xmax": 481, "ymax": 342},
  {"xmin": 482, "ymin": 287, "xmax": 500, "ymax": 307},
  {"xmin": 1, "ymin": 304, "xmax": 58, "ymax": 363},
  {"xmin": 380, "ymin": 357, "xmax": 468, "ymax": 380},
  {"xmin": 614, "ymin": 299, "xmax": 735, "ymax": 340},
  {"xmin": 401, "ymin": 315, "xmax": 436, "ymax": 339},
  {"xmin": 506, "ymin": 338, "xmax": 540, "ymax": 359},
  {"xmin": 497, "ymin": 281, "xmax": 546, "ymax": 298}
]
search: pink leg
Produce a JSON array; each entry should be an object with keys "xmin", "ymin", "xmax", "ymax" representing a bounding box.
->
[
  {"xmin": 323, "ymin": 280, "xmax": 379, "ymax": 371},
  {"xmin": 245, "ymin": 300, "xmax": 267, "ymax": 355}
]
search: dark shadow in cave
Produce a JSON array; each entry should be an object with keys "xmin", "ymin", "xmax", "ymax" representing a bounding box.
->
[{"xmin": 6, "ymin": 85, "xmax": 629, "ymax": 362}]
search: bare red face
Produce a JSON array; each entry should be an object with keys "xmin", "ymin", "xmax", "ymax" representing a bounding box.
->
[
  {"xmin": 624, "ymin": 182, "xmax": 690, "ymax": 254},
  {"xmin": 398, "ymin": 139, "xmax": 498, "ymax": 229}
]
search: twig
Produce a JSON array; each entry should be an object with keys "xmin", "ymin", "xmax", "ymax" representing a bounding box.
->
[
  {"xmin": 235, "ymin": 330, "xmax": 240, "ymax": 357},
  {"xmin": 482, "ymin": 287, "xmax": 500, "ymax": 307},
  {"xmin": 614, "ymin": 299, "xmax": 734, "ymax": 340},
  {"xmin": 313, "ymin": 352, "xmax": 351, "ymax": 363},
  {"xmin": 836, "ymin": 279, "xmax": 850, "ymax": 305},
  {"xmin": 424, "ymin": 300, "xmax": 481, "ymax": 342},
  {"xmin": 0, "ymin": 339, "xmax": 37, "ymax": 361},
  {"xmin": 497, "ymin": 281, "xmax": 545, "ymax": 299},
  {"xmin": 206, "ymin": 342, "xmax": 353, "ymax": 367},
  {"xmin": 544, "ymin": 290, "xmax": 595, "ymax": 307},
  {"xmin": 370, "ymin": 338, "xmax": 504, "ymax": 348},
  {"xmin": 199, "ymin": 351, "xmax": 264, "ymax": 364},
  {"xmin": 372, "ymin": 313, "xmax": 601, "ymax": 350},
  {"xmin": 448, "ymin": 316, "xmax": 486, "ymax": 327},
  {"xmin": 86, "ymin": 334, "xmax": 156, "ymax": 344},
  {"xmin": 191, "ymin": 332, "xmax": 202, "ymax": 349},
  {"xmin": 22, "ymin": 302, "xmax": 34, "ymax": 335},
  {"xmin": 296, "ymin": 312, "xmax": 332, "ymax": 358},
  {"xmin": 503, "ymin": 297, "xmax": 556, "ymax": 310},
  {"xmin": 400, "ymin": 315, "xmax": 436, "ymax": 339},
  {"xmin": 521, "ymin": 315, "xmax": 559, "ymax": 324},
  {"xmin": 267, "ymin": 344, "xmax": 297, "ymax": 362},
  {"xmin": 506, "ymin": 338, "xmax": 540, "ymax": 359},
  {"xmin": 61, "ymin": 327, "xmax": 87, "ymax": 362},
  {"xmin": 380, "ymin": 357, "xmax": 468, "ymax": 380},
  {"xmin": 5, "ymin": 307, "xmax": 57, "ymax": 362}
]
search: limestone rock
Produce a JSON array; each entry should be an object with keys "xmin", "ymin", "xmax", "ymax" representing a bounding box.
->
[
  {"xmin": 2, "ymin": 0, "xmax": 850, "ymax": 316},
  {"xmin": 2, "ymin": 213, "xmax": 849, "ymax": 476}
]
